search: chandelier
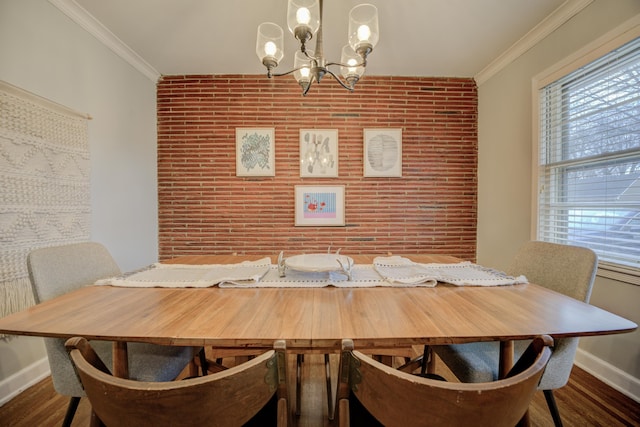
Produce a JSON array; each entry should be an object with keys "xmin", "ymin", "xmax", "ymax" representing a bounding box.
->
[{"xmin": 256, "ymin": 0, "xmax": 379, "ymax": 96}]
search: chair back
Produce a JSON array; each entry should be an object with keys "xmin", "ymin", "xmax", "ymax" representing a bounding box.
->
[
  {"xmin": 66, "ymin": 337, "xmax": 290, "ymax": 427},
  {"xmin": 508, "ymin": 241, "xmax": 597, "ymax": 302},
  {"xmin": 27, "ymin": 242, "xmax": 122, "ymax": 396},
  {"xmin": 28, "ymin": 242, "xmax": 121, "ymax": 303},
  {"xmin": 337, "ymin": 336, "xmax": 553, "ymax": 427},
  {"xmin": 508, "ymin": 241, "xmax": 597, "ymax": 389}
]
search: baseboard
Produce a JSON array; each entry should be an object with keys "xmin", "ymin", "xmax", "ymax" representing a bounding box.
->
[
  {"xmin": 574, "ymin": 348, "xmax": 640, "ymax": 403},
  {"xmin": 0, "ymin": 357, "xmax": 50, "ymax": 407}
]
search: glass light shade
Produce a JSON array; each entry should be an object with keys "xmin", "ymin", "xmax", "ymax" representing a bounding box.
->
[
  {"xmin": 340, "ymin": 45, "xmax": 364, "ymax": 80},
  {"xmin": 256, "ymin": 22, "xmax": 284, "ymax": 66},
  {"xmin": 287, "ymin": 0, "xmax": 320, "ymax": 41},
  {"xmin": 348, "ymin": 4, "xmax": 379, "ymax": 55},
  {"xmin": 294, "ymin": 50, "xmax": 313, "ymax": 84}
]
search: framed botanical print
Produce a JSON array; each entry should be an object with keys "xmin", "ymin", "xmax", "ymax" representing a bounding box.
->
[
  {"xmin": 295, "ymin": 185, "xmax": 345, "ymax": 226},
  {"xmin": 236, "ymin": 128, "xmax": 275, "ymax": 176},
  {"xmin": 363, "ymin": 128, "xmax": 402, "ymax": 177},
  {"xmin": 299, "ymin": 129, "xmax": 338, "ymax": 177}
]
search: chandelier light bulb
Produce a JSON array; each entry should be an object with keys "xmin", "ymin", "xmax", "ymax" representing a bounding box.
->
[
  {"xmin": 287, "ymin": 0, "xmax": 319, "ymax": 45},
  {"xmin": 348, "ymin": 3, "xmax": 378, "ymax": 58},
  {"xmin": 340, "ymin": 44, "xmax": 364, "ymax": 89},
  {"xmin": 357, "ymin": 24, "xmax": 371, "ymax": 42},
  {"xmin": 264, "ymin": 41, "xmax": 278, "ymax": 56},
  {"xmin": 296, "ymin": 7, "xmax": 311, "ymax": 25},
  {"xmin": 347, "ymin": 58, "xmax": 358, "ymax": 73},
  {"xmin": 294, "ymin": 49, "xmax": 314, "ymax": 88},
  {"xmin": 256, "ymin": 22, "xmax": 284, "ymax": 76}
]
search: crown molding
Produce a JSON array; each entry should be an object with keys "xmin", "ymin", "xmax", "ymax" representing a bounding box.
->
[
  {"xmin": 48, "ymin": 0, "xmax": 161, "ymax": 83},
  {"xmin": 474, "ymin": 0, "xmax": 594, "ymax": 86}
]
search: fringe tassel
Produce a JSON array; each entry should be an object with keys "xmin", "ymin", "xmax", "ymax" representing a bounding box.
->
[{"xmin": 0, "ymin": 278, "xmax": 35, "ymax": 340}]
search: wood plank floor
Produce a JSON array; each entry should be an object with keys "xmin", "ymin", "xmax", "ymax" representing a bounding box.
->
[{"xmin": 1, "ymin": 351, "xmax": 639, "ymax": 426}]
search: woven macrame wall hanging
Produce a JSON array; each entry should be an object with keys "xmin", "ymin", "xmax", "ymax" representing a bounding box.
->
[{"xmin": 0, "ymin": 80, "xmax": 90, "ymax": 323}]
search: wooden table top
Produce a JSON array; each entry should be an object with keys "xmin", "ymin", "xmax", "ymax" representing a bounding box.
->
[{"xmin": 0, "ymin": 254, "xmax": 636, "ymax": 352}]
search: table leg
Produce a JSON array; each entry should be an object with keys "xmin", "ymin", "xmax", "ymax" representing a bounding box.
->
[
  {"xmin": 500, "ymin": 340, "xmax": 531, "ymax": 427},
  {"xmin": 112, "ymin": 342, "xmax": 129, "ymax": 378},
  {"xmin": 498, "ymin": 340, "xmax": 514, "ymax": 379}
]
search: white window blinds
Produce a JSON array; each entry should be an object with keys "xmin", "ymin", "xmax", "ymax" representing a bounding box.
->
[{"xmin": 537, "ymin": 36, "xmax": 640, "ymax": 270}]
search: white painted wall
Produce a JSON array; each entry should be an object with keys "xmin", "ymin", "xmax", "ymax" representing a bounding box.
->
[
  {"xmin": 0, "ymin": 0, "xmax": 158, "ymax": 401},
  {"xmin": 476, "ymin": 0, "xmax": 640, "ymax": 399}
]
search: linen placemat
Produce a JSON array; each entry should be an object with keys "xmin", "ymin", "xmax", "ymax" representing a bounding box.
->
[
  {"xmin": 96, "ymin": 258, "xmax": 271, "ymax": 288},
  {"xmin": 373, "ymin": 256, "xmax": 527, "ymax": 287}
]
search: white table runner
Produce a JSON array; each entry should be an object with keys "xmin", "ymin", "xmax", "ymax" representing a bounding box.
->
[{"xmin": 97, "ymin": 256, "xmax": 526, "ymax": 289}]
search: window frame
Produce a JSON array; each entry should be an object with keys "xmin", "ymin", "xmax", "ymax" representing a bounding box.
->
[{"xmin": 532, "ymin": 16, "xmax": 640, "ymax": 285}]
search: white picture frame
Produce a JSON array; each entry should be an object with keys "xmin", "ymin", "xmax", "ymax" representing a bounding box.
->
[
  {"xmin": 299, "ymin": 129, "xmax": 338, "ymax": 178},
  {"xmin": 295, "ymin": 185, "xmax": 345, "ymax": 226},
  {"xmin": 236, "ymin": 128, "xmax": 276, "ymax": 176},
  {"xmin": 363, "ymin": 128, "xmax": 402, "ymax": 177}
]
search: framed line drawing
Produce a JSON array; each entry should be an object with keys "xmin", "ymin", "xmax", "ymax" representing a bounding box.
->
[
  {"xmin": 363, "ymin": 128, "xmax": 402, "ymax": 177},
  {"xmin": 236, "ymin": 128, "xmax": 275, "ymax": 176},
  {"xmin": 295, "ymin": 185, "xmax": 345, "ymax": 226},
  {"xmin": 299, "ymin": 129, "xmax": 338, "ymax": 178}
]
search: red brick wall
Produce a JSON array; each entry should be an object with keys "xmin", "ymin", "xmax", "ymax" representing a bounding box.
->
[{"xmin": 157, "ymin": 75, "xmax": 477, "ymax": 260}]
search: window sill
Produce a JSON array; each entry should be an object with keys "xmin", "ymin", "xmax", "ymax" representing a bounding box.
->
[{"xmin": 597, "ymin": 262, "xmax": 640, "ymax": 286}]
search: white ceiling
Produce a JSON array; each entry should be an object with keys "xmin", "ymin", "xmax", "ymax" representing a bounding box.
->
[{"xmin": 66, "ymin": 0, "xmax": 578, "ymax": 81}]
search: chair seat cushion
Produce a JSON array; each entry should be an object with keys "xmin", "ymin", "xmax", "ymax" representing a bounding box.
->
[
  {"xmin": 94, "ymin": 341, "xmax": 196, "ymax": 382},
  {"xmin": 433, "ymin": 340, "xmax": 544, "ymax": 383},
  {"xmin": 434, "ymin": 337, "xmax": 575, "ymax": 390},
  {"xmin": 432, "ymin": 342, "xmax": 501, "ymax": 383}
]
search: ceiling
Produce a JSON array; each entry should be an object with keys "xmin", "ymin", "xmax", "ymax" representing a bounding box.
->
[{"xmin": 68, "ymin": 0, "xmax": 575, "ymax": 81}]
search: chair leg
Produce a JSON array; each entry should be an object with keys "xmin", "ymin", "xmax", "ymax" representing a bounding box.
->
[
  {"xmin": 62, "ymin": 396, "xmax": 80, "ymax": 427},
  {"xmin": 198, "ymin": 348, "xmax": 209, "ymax": 376},
  {"xmin": 325, "ymin": 354, "xmax": 334, "ymax": 421},
  {"xmin": 422, "ymin": 345, "xmax": 437, "ymax": 375},
  {"xmin": 295, "ymin": 354, "xmax": 303, "ymax": 417},
  {"xmin": 420, "ymin": 345, "xmax": 428, "ymax": 375},
  {"xmin": 544, "ymin": 389, "xmax": 563, "ymax": 427}
]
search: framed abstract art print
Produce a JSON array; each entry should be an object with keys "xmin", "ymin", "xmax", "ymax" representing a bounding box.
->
[
  {"xmin": 363, "ymin": 128, "xmax": 402, "ymax": 177},
  {"xmin": 236, "ymin": 128, "xmax": 275, "ymax": 176}
]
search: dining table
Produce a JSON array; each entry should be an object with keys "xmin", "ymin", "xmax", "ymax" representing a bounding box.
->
[{"xmin": 0, "ymin": 253, "xmax": 636, "ymax": 420}]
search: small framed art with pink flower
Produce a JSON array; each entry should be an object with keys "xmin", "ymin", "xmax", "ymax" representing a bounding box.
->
[{"xmin": 294, "ymin": 185, "xmax": 345, "ymax": 226}]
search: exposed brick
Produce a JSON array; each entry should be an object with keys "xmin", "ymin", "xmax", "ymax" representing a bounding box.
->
[{"xmin": 157, "ymin": 75, "xmax": 477, "ymax": 261}]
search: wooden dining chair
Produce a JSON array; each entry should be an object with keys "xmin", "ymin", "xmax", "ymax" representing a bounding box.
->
[
  {"xmin": 27, "ymin": 242, "xmax": 202, "ymax": 427},
  {"xmin": 426, "ymin": 241, "xmax": 597, "ymax": 427},
  {"xmin": 66, "ymin": 336, "xmax": 290, "ymax": 427},
  {"xmin": 336, "ymin": 335, "xmax": 553, "ymax": 427}
]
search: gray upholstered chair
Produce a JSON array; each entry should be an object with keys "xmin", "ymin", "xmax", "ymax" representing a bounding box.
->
[
  {"xmin": 336, "ymin": 336, "xmax": 553, "ymax": 427},
  {"xmin": 27, "ymin": 242, "xmax": 199, "ymax": 427},
  {"xmin": 429, "ymin": 241, "xmax": 597, "ymax": 427}
]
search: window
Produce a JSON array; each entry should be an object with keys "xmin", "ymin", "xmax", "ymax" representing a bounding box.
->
[{"xmin": 536, "ymin": 36, "xmax": 640, "ymax": 275}]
